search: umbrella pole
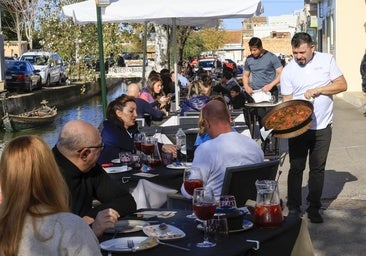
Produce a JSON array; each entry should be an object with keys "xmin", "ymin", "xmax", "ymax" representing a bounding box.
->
[
  {"xmin": 142, "ymin": 21, "xmax": 148, "ymax": 85},
  {"xmin": 172, "ymin": 18, "xmax": 179, "ymax": 109},
  {"xmin": 96, "ymin": 6, "xmax": 107, "ymax": 119}
]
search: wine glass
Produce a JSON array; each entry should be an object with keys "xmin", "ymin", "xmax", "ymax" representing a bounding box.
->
[
  {"xmin": 193, "ymin": 187, "xmax": 217, "ymax": 248},
  {"xmin": 183, "ymin": 167, "xmax": 203, "ymax": 218}
]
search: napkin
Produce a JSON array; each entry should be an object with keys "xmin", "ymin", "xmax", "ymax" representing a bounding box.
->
[
  {"xmin": 136, "ymin": 211, "xmax": 177, "ymax": 218},
  {"xmin": 251, "ymin": 90, "xmax": 272, "ymax": 103},
  {"xmin": 260, "ymin": 127, "xmax": 274, "ymax": 141},
  {"xmin": 157, "ymin": 211, "xmax": 177, "ymax": 218},
  {"xmin": 103, "ymin": 165, "xmax": 129, "ymax": 173},
  {"xmin": 133, "ymin": 173, "xmax": 159, "ymax": 178}
]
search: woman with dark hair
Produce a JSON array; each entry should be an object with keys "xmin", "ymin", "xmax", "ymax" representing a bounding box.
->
[
  {"xmin": 140, "ymin": 74, "xmax": 170, "ymax": 111},
  {"xmin": 160, "ymin": 68, "xmax": 174, "ymax": 96},
  {"xmin": 140, "ymin": 74, "xmax": 170, "ymax": 116},
  {"xmin": 0, "ymin": 136, "xmax": 101, "ymax": 255},
  {"xmin": 98, "ymin": 94, "xmax": 176, "ymax": 164},
  {"xmin": 99, "ymin": 95, "xmax": 139, "ymax": 163}
]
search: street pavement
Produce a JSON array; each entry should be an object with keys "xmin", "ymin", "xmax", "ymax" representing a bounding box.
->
[{"xmin": 276, "ymin": 95, "xmax": 366, "ymax": 256}]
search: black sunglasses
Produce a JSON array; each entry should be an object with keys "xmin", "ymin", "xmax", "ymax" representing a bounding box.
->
[{"xmin": 77, "ymin": 143, "xmax": 104, "ymax": 152}]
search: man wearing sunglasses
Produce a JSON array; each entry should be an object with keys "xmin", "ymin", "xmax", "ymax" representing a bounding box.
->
[{"xmin": 52, "ymin": 120, "xmax": 137, "ymax": 237}]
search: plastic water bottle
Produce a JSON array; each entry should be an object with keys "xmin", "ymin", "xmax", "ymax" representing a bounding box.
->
[{"xmin": 175, "ymin": 128, "xmax": 187, "ymax": 163}]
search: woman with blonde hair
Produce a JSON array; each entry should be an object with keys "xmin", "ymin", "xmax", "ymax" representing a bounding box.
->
[{"xmin": 0, "ymin": 135, "xmax": 101, "ymax": 256}]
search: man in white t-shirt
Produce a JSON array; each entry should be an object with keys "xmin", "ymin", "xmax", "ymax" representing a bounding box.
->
[
  {"xmin": 180, "ymin": 99, "xmax": 264, "ymax": 201},
  {"xmin": 280, "ymin": 32, "xmax": 347, "ymax": 223}
]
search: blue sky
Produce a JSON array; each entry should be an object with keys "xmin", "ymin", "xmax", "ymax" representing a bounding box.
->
[{"xmin": 222, "ymin": 0, "xmax": 304, "ymax": 30}]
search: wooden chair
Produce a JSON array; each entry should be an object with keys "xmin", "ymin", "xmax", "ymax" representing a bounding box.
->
[{"xmin": 221, "ymin": 159, "xmax": 280, "ymax": 207}]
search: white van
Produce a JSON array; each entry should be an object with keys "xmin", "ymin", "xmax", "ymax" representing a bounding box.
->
[{"xmin": 20, "ymin": 51, "xmax": 65, "ymax": 87}]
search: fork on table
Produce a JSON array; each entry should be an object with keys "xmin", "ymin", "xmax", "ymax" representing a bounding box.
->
[{"xmin": 127, "ymin": 239, "xmax": 135, "ymax": 252}]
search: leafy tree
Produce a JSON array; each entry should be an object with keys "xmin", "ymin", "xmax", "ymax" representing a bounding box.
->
[
  {"xmin": 175, "ymin": 25, "xmax": 194, "ymax": 65},
  {"xmin": 183, "ymin": 31, "xmax": 206, "ymax": 60},
  {"xmin": 198, "ymin": 27, "xmax": 226, "ymax": 55},
  {"xmin": 1, "ymin": 0, "xmax": 39, "ymax": 53}
]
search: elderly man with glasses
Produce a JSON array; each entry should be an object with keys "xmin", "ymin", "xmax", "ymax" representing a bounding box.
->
[{"xmin": 52, "ymin": 120, "xmax": 136, "ymax": 237}]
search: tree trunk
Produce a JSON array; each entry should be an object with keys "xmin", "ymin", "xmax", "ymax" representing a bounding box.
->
[{"xmin": 154, "ymin": 25, "xmax": 169, "ymax": 72}]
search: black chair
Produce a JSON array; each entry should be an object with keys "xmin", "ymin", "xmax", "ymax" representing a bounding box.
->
[
  {"xmin": 242, "ymin": 105, "xmax": 254, "ymax": 138},
  {"xmin": 221, "ymin": 159, "xmax": 280, "ymax": 208},
  {"xmin": 185, "ymin": 129, "xmax": 198, "ymax": 162}
]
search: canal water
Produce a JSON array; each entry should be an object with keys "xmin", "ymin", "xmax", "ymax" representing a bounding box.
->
[{"xmin": 0, "ymin": 84, "xmax": 124, "ymax": 151}]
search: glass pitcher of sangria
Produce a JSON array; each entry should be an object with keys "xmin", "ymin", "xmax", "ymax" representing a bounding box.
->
[{"xmin": 254, "ymin": 180, "xmax": 283, "ymax": 228}]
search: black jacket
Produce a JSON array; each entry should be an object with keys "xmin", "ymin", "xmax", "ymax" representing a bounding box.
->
[
  {"xmin": 98, "ymin": 119, "xmax": 138, "ymax": 164},
  {"xmin": 135, "ymin": 97, "xmax": 164, "ymax": 121},
  {"xmin": 53, "ymin": 146, "xmax": 136, "ymax": 218}
]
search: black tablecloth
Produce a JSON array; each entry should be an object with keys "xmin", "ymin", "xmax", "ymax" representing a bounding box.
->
[
  {"xmin": 108, "ymin": 165, "xmax": 184, "ymax": 192},
  {"xmin": 100, "ymin": 210, "xmax": 302, "ymax": 256}
]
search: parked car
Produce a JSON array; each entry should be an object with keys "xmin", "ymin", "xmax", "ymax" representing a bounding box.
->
[
  {"xmin": 194, "ymin": 57, "xmax": 222, "ymax": 72},
  {"xmin": 4, "ymin": 60, "xmax": 42, "ymax": 92},
  {"xmin": 20, "ymin": 51, "xmax": 65, "ymax": 87}
]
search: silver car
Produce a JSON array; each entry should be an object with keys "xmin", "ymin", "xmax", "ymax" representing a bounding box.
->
[{"xmin": 20, "ymin": 51, "xmax": 65, "ymax": 87}]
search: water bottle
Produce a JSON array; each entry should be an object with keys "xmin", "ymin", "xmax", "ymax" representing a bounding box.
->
[{"xmin": 175, "ymin": 128, "xmax": 187, "ymax": 163}]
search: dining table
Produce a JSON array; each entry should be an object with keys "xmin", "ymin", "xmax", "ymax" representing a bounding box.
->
[
  {"xmin": 107, "ymin": 164, "xmax": 184, "ymax": 193},
  {"xmin": 99, "ymin": 209, "xmax": 314, "ymax": 256},
  {"xmin": 105, "ymin": 160, "xmax": 187, "ymax": 209}
]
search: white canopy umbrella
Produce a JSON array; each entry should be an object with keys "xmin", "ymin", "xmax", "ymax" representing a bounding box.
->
[
  {"xmin": 63, "ymin": 0, "xmax": 262, "ymax": 25},
  {"xmin": 62, "ymin": 0, "xmax": 263, "ymax": 111}
]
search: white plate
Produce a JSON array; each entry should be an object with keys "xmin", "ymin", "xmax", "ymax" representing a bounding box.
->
[
  {"xmin": 197, "ymin": 219, "xmax": 254, "ymax": 233},
  {"xmin": 111, "ymin": 158, "xmax": 120, "ymax": 164},
  {"xmin": 103, "ymin": 166, "xmax": 132, "ymax": 174},
  {"xmin": 104, "ymin": 220, "xmax": 149, "ymax": 234},
  {"xmin": 166, "ymin": 162, "xmax": 192, "ymax": 169},
  {"xmin": 143, "ymin": 224, "xmax": 185, "ymax": 240},
  {"xmin": 100, "ymin": 236, "xmax": 158, "ymax": 252}
]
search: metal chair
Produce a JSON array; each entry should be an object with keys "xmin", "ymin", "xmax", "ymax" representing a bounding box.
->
[
  {"xmin": 221, "ymin": 159, "xmax": 280, "ymax": 207},
  {"xmin": 177, "ymin": 116, "xmax": 199, "ymax": 126},
  {"xmin": 136, "ymin": 118, "xmax": 145, "ymax": 128},
  {"xmin": 184, "ymin": 111, "xmax": 200, "ymax": 116}
]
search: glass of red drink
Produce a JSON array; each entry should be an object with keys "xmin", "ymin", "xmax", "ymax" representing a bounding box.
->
[
  {"xmin": 133, "ymin": 133, "xmax": 145, "ymax": 153},
  {"xmin": 140, "ymin": 136, "xmax": 155, "ymax": 165},
  {"xmin": 193, "ymin": 187, "xmax": 217, "ymax": 248},
  {"xmin": 141, "ymin": 136, "xmax": 155, "ymax": 155},
  {"xmin": 183, "ymin": 167, "xmax": 203, "ymax": 218}
]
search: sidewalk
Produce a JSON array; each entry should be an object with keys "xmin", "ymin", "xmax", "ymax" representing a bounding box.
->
[{"xmin": 277, "ymin": 96, "xmax": 366, "ymax": 255}]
